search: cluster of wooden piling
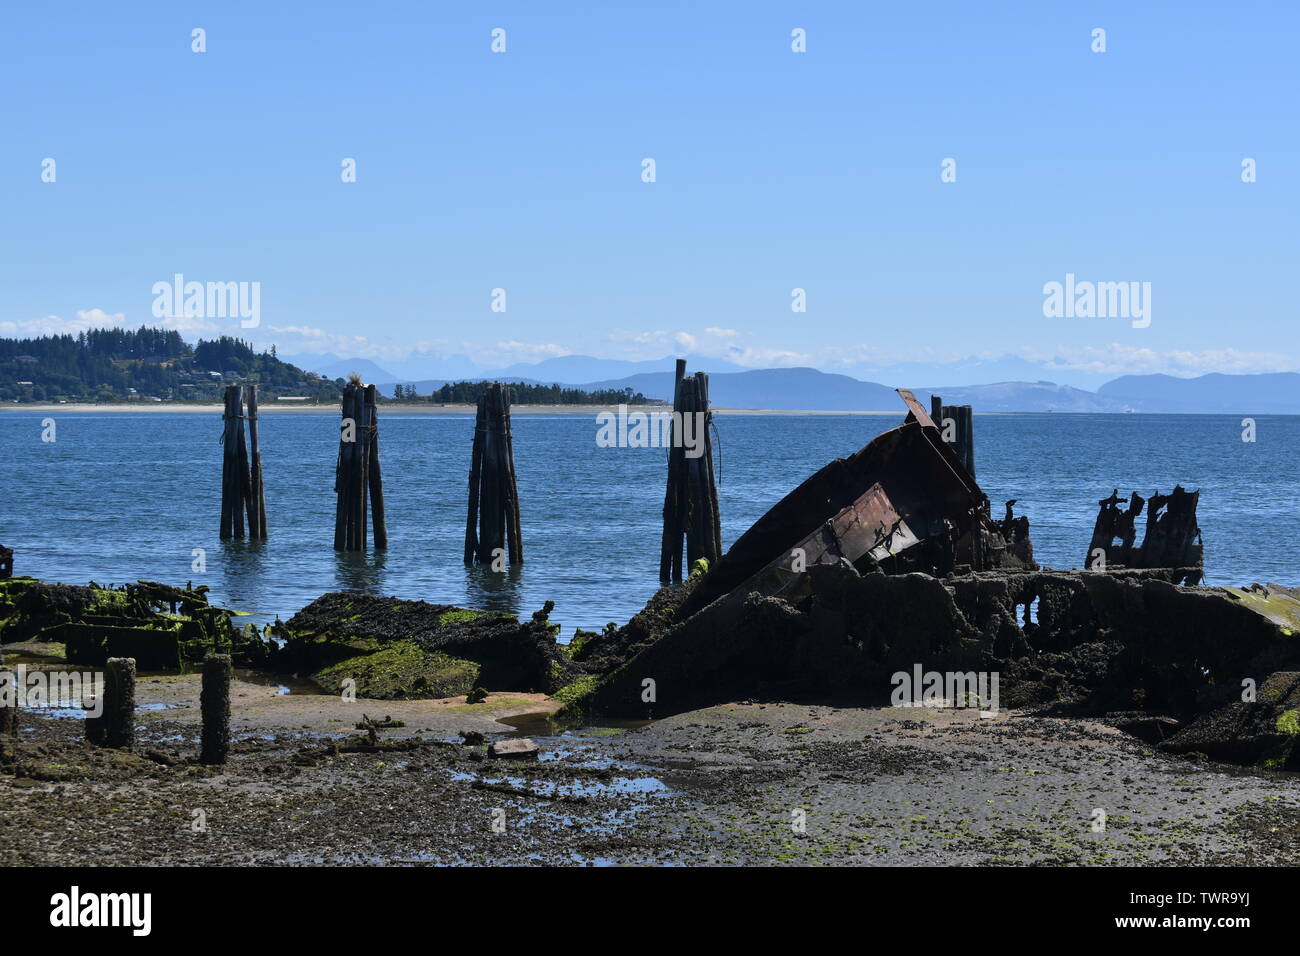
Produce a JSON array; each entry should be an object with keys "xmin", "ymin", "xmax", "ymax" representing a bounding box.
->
[
  {"xmin": 464, "ymin": 382, "xmax": 523, "ymax": 566},
  {"xmin": 660, "ymin": 360, "xmax": 721, "ymax": 582},
  {"xmin": 220, "ymin": 384, "xmax": 267, "ymax": 539},
  {"xmin": 334, "ymin": 380, "xmax": 388, "ymax": 551},
  {"xmin": 929, "ymin": 394, "xmax": 976, "ymax": 478}
]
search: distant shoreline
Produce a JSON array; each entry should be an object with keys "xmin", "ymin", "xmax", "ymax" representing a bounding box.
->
[
  {"xmin": 4, "ymin": 403, "xmax": 1284, "ymax": 416},
  {"xmin": 1, "ymin": 402, "xmax": 906, "ymax": 416}
]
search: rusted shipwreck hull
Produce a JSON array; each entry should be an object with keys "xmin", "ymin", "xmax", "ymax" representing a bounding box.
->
[
  {"xmin": 563, "ymin": 391, "xmax": 1294, "ymax": 750},
  {"xmin": 681, "ymin": 389, "xmax": 1032, "ymax": 617}
]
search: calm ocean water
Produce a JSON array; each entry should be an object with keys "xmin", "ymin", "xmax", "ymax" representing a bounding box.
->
[{"xmin": 2, "ymin": 411, "xmax": 1297, "ymax": 639}]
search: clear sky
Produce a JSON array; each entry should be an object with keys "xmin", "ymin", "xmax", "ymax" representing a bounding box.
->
[{"xmin": 1, "ymin": 1, "xmax": 1296, "ymax": 380}]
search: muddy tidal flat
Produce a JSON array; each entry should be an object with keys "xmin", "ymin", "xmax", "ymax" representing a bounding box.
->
[{"xmin": 3, "ymin": 663, "xmax": 1298, "ymax": 867}]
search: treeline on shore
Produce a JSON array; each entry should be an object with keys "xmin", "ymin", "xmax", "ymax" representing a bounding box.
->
[
  {"xmin": 391, "ymin": 381, "xmax": 652, "ymax": 405},
  {"xmin": 0, "ymin": 327, "xmax": 336, "ymax": 403},
  {"xmin": 1, "ymin": 326, "xmax": 654, "ymax": 406}
]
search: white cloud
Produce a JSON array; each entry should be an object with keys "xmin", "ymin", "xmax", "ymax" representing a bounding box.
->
[
  {"xmin": 1021, "ymin": 344, "xmax": 1298, "ymax": 377},
  {"xmin": 0, "ymin": 308, "xmax": 242, "ymax": 340},
  {"xmin": 8, "ymin": 311, "xmax": 1296, "ymax": 382},
  {"xmin": 258, "ymin": 324, "xmax": 452, "ymax": 362},
  {"xmin": 0, "ymin": 309, "xmax": 128, "ymax": 337},
  {"xmin": 470, "ymin": 340, "xmax": 572, "ymax": 364}
]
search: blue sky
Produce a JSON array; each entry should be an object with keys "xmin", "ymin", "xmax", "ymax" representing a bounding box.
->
[{"xmin": 1, "ymin": 1, "xmax": 1296, "ymax": 381}]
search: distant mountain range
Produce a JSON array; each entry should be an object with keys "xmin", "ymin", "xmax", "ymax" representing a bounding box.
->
[
  {"xmin": 568, "ymin": 370, "xmax": 1131, "ymax": 412},
  {"xmin": 1098, "ymin": 373, "xmax": 1300, "ymax": 414},
  {"xmin": 287, "ymin": 351, "xmax": 1300, "ymax": 414}
]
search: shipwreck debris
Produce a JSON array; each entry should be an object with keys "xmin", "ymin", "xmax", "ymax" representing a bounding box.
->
[
  {"xmin": 1086, "ymin": 485, "xmax": 1202, "ymax": 580},
  {"xmin": 464, "ymin": 382, "xmax": 523, "ymax": 567},
  {"xmin": 680, "ymin": 388, "xmax": 1031, "ymax": 618},
  {"xmin": 555, "ymin": 388, "xmax": 1290, "ymax": 771},
  {"xmin": 0, "ymin": 578, "xmax": 271, "ymax": 670},
  {"xmin": 488, "ymin": 737, "xmax": 539, "ymax": 760}
]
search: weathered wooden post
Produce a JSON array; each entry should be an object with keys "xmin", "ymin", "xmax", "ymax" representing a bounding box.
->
[
  {"xmin": 200, "ymin": 653, "xmax": 231, "ymax": 765},
  {"xmin": 220, "ymin": 384, "xmax": 265, "ymax": 539},
  {"xmin": 463, "ymin": 391, "xmax": 485, "ymax": 564},
  {"xmin": 354, "ymin": 382, "xmax": 370, "ymax": 550},
  {"xmin": 660, "ymin": 360, "xmax": 687, "ymax": 582},
  {"xmin": 365, "ymin": 385, "xmax": 388, "ymax": 549},
  {"xmin": 660, "ymin": 362, "xmax": 721, "ymax": 582},
  {"xmin": 333, "ymin": 382, "xmax": 353, "ymax": 550},
  {"xmin": 333, "ymin": 377, "xmax": 386, "ymax": 550},
  {"xmin": 88, "ymin": 657, "xmax": 136, "ymax": 750},
  {"xmin": 220, "ymin": 385, "xmax": 241, "ymax": 539},
  {"xmin": 246, "ymin": 385, "xmax": 267, "ymax": 539},
  {"xmin": 929, "ymin": 394, "xmax": 976, "ymax": 478},
  {"xmin": 0, "ymin": 668, "xmax": 17, "ymax": 738},
  {"xmin": 464, "ymin": 382, "xmax": 523, "ymax": 566}
]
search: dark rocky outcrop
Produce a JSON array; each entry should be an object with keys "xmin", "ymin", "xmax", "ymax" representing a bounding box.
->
[{"xmin": 273, "ymin": 592, "xmax": 579, "ymax": 699}]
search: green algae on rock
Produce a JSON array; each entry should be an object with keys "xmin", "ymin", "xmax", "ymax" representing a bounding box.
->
[{"xmin": 274, "ymin": 592, "xmax": 580, "ymax": 699}]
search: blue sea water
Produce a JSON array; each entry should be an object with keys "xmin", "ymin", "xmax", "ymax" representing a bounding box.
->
[{"xmin": 2, "ymin": 411, "xmax": 1297, "ymax": 639}]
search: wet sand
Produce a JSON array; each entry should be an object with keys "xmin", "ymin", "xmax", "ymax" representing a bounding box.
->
[{"xmin": 3, "ymin": 664, "xmax": 1298, "ymax": 866}]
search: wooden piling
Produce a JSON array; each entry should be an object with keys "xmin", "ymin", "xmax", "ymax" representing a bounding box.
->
[
  {"xmin": 660, "ymin": 362, "xmax": 721, "ymax": 582},
  {"xmin": 355, "ymin": 383, "xmax": 370, "ymax": 550},
  {"xmin": 464, "ymin": 382, "xmax": 523, "ymax": 566},
  {"xmin": 220, "ymin": 385, "xmax": 238, "ymax": 539},
  {"xmin": 93, "ymin": 657, "xmax": 136, "ymax": 750},
  {"xmin": 928, "ymin": 394, "xmax": 976, "ymax": 479},
  {"xmin": 0, "ymin": 668, "xmax": 16, "ymax": 738},
  {"xmin": 334, "ymin": 377, "xmax": 387, "ymax": 550},
  {"xmin": 333, "ymin": 384, "xmax": 352, "ymax": 551},
  {"xmin": 220, "ymin": 384, "xmax": 267, "ymax": 539},
  {"xmin": 247, "ymin": 385, "xmax": 267, "ymax": 539},
  {"xmin": 200, "ymin": 653, "xmax": 232, "ymax": 765},
  {"xmin": 464, "ymin": 395, "xmax": 485, "ymax": 564},
  {"xmin": 500, "ymin": 385, "xmax": 523, "ymax": 564},
  {"xmin": 365, "ymin": 385, "xmax": 388, "ymax": 549}
]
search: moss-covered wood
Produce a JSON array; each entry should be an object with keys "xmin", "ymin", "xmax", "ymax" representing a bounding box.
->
[{"xmin": 0, "ymin": 577, "xmax": 272, "ymax": 670}]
